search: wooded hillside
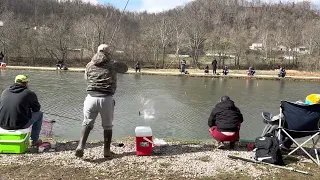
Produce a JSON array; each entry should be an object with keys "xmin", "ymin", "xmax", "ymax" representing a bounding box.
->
[{"xmin": 0, "ymin": 0, "xmax": 319, "ymax": 70}]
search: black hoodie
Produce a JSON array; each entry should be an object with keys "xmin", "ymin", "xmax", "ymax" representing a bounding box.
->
[
  {"xmin": 208, "ymin": 100, "xmax": 243, "ymax": 132},
  {"xmin": 0, "ymin": 83, "xmax": 41, "ymax": 130}
]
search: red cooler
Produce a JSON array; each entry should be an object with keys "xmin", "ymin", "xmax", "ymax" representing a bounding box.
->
[{"xmin": 135, "ymin": 126, "xmax": 152, "ymax": 156}]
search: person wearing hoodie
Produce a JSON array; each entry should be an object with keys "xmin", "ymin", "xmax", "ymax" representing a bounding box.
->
[
  {"xmin": 75, "ymin": 44, "xmax": 123, "ymax": 159},
  {"xmin": 208, "ymin": 96, "xmax": 243, "ymax": 148},
  {"xmin": 0, "ymin": 75, "xmax": 43, "ymax": 146},
  {"xmin": 0, "ymin": 51, "xmax": 4, "ymax": 62}
]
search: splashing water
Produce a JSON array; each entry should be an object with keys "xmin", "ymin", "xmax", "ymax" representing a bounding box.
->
[{"xmin": 140, "ymin": 98, "xmax": 155, "ymax": 120}]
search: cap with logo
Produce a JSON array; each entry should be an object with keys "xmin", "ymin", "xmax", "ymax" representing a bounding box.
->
[{"xmin": 15, "ymin": 75, "xmax": 29, "ymax": 83}]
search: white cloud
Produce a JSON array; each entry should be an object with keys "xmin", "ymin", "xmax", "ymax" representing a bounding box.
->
[
  {"xmin": 139, "ymin": 0, "xmax": 318, "ymax": 13},
  {"xmin": 260, "ymin": 0, "xmax": 318, "ymax": 4},
  {"xmin": 81, "ymin": 0, "xmax": 99, "ymax": 5},
  {"xmin": 139, "ymin": 0, "xmax": 194, "ymax": 13},
  {"xmin": 57, "ymin": 0, "xmax": 98, "ymax": 4}
]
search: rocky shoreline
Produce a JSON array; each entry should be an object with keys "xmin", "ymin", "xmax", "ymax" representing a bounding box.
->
[
  {"xmin": 1, "ymin": 138, "xmax": 318, "ymax": 180},
  {"xmin": 0, "ymin": 140, "xmax": 258, "ymax": 179}
]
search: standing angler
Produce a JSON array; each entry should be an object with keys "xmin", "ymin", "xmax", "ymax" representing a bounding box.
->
[
  {"xmin": 75, "ymin": 44, "xmax": 127, "ymax": 158},
  {"xmin": 212, "ymin": 59, "xmax": 217, "ymax": 75}
]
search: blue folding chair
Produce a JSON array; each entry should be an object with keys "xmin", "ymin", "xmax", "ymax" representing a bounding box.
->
[{"xmin": 278, "ymin": 101, "xmax": 320, "ymax": 165}]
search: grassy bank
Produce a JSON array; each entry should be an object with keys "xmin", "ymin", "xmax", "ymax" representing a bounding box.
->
[
  {"xmin": 0, "ymin": 138, "xmax": 319, "ymax": 180},
  {"xmin": 3, "ymin": 66, "xmax": 320, "ymax": 82}
]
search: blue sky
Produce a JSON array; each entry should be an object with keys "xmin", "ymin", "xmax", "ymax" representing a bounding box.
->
[
  {"xmin": 98, "ymin": 0, "xmax": 142, "ymax": 11},
  {"xmin": 95, "ymin": 0, "xmax": 193, "ymax": 12},
  {"xmin": 83, "ymin": 0, "xmax": 319, "ymax": 12}
]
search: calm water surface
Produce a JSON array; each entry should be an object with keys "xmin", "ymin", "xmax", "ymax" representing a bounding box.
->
[{"xmin": 0, "ymin": 69, "xmax": 319, "ymax": 141}]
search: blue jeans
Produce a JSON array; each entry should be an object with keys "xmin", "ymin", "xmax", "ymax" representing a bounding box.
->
[{"xmin": 23, "ymin": 111, "xmax": 43, "ymax": 141}]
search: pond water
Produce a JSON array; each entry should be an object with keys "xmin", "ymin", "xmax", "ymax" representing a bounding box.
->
[{"xmin": 0, "ymin": 69, "xmax": 319, "ymax": 141}]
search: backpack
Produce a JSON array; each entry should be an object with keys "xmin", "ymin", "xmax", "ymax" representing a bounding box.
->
[{"xmin": 254, "ymin": 133, "xmax": 285, "ymax": 165}]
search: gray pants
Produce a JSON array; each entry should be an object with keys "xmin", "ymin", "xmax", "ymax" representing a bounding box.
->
[{"xmin": 82, "ymin": 95, "xmax": 114, "ymax": 130}]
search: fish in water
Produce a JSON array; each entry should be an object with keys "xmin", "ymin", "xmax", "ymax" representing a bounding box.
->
[{"xmin": 139, "ymin": 111, "xmax": 155, "ymax": 119}]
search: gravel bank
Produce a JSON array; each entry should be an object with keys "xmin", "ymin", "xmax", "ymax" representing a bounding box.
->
[{"xmin": 0, "ymin": 140, "xmax": 277, "ymax": 179}]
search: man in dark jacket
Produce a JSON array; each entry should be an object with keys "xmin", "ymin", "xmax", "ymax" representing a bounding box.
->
[
  {"xmin": 0, "ymin": 51, "xmax": 4, "ymax": 62},
  {"xmin": 135, "ymin": 61, "xmax": 141, "ymax": 73},
  {"xmin": 208, "ymin": 96, "xmax": 243, "ymax": 148},
  {"xmin": 212, "ymin": 59, "xmax": 217, "ymax": 74},
  {"xmin": 0, "ymin": 75, "xmax": 43, "ymax": 146}
]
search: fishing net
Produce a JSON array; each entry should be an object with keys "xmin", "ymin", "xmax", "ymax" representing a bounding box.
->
[{"xmin": 40, "ymin": 120, "xmax": 55, "ymax": 137}]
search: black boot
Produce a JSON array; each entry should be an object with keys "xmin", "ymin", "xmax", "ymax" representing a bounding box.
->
[
  {"xmin": 75, "ymin": 126, "xmax": 91, "ymax": 158},
  {"xmin": 104, "ymin": 129, "xmax": 113, "ymax": 158}
]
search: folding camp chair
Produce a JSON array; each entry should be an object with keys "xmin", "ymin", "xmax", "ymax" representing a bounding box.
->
[{"xmin": 278, "ymin": 101, "xmax": 320, "ymax": 165}]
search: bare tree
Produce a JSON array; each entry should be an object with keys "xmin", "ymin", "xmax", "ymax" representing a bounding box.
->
[
  {"xmin": 42, "ymin": 17, "xmax": 74, "ymax": 64},
  {"xmin": 166, "ymin": 9, "xmax": 187, "ymax": 69},
  {"xmin": 184, "ymin": 1, "xmax": 207, "ymax": 68}
]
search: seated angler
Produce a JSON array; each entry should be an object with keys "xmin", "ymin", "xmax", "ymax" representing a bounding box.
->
[
  {"xmin": 223, "ymin": 66, "xmax": 229, "ymax": 75},
  {"xmin": 204, "ymin": 65, "xmax": 209, "ymax": 74},
  {"xmin": 208, "ymin": 96, "xmax": 244, "ymax": 149},
  {"xmin": 56, "ymin": 61, "xmax": 68, "ymax": 70},
  {"xmin": 0, "ymin": 75, "xmax": 43, "ymax": 146},
  {"xmin": 248, "ymin": 66, "xmax": 255, "ymax": 76},
  {"xmin": 278, "ymin": 67, "xmax": 286, "ymax": 78}
]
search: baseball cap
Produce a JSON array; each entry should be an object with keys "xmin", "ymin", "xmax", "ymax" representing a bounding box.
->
[
  {"xmin": 15, "ymin": 75, "xmax": 29, "ymax": 83},
  {"xmin": 97, "ymin": 44, "xmax": 110, "ymax": 53}
]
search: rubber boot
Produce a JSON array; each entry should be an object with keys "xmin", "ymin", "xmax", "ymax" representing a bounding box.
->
[
  {"xmin": 75, "ymin": 126, "xmax": 91, "ymax": 158},
  {"xmin": 103, "ymin": 129, "xmax": 113, "ymax": 158}
]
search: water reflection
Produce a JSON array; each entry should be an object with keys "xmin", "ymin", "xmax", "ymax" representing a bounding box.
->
[
  {"xmin": 1, "ymin": 70, "xmax": 320, "ymax": 141},
  {"xmin": 279, "ymin": 80, "xmax": 285, "ymax": 94},
  {"xmin": 180, "ymin": 76, "xmax": 187, "ymax": 86},
  {"xmin": 245, "ymin": 78, "xmax": 255, "ymax": 95},
  {"xmin": 134, "ymin": 74, "xmax": 141, "ymax": 80}
]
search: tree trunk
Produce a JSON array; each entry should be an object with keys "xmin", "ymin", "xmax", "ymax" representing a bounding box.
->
[{"xmin": 162, "ymin": 46, "xmax": 166, "ymax": 69}]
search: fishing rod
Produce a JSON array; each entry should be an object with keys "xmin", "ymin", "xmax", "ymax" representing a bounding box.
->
[
  {"xmin": 108, "ymin": 0, "xmax": 130, "ymax": 45},
  {"xmin": 228, "ymin": 155, "xmax": 312, "ymax": 176}
]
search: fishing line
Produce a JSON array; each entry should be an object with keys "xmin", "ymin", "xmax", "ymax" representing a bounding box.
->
[
  {"xmin": 109, "ymin": 0, "xmax": 130, "ymax": 45},
  {"xmin": 44, "ymin": 112, "xmax": 81, "ymax": 122}
]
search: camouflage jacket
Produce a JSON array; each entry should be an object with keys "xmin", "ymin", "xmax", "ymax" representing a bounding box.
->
[{"xmin": 85, "ymin": 52, "xmax": 117, "ymax": 96}]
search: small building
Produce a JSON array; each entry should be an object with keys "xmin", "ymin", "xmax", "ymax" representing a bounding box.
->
[
  {"xmin": 249, "ymin": 43, "xmax": 263, "ymax": 50},
  {"xmin": 167, "ymin": 54, "xmax": 190, "ymax": 58},
  {"xmin": 282, "ymin": 56, "xmax": 295, "ymax": 60},
  {"xmin": 292, "ymin": 46, "xmax": 310, "ymax": 54},
  {"xmin": 205, "ymin": 53, "xmax": 235, "ymax": 58}
]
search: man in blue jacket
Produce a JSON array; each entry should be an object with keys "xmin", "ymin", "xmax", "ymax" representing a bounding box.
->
[{"xmin": 0, "ymin": 75, "xmax": 43, "ymax": 146}]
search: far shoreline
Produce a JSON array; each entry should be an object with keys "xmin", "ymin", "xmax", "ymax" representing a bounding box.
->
[{"xmin": 2, "ymin": 65, "xmax": 320, "ymax": 82}]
